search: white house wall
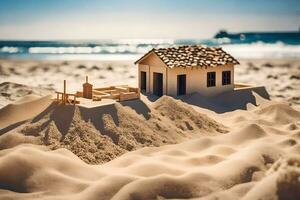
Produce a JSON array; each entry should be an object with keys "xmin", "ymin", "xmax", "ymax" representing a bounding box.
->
[
  {"xmin": 137, "ymin": 53, "xmax": 234, "ymax": 96},
  {"xmin": 168, "ymin": 64, "xmax": 234, "ymax": 96}
]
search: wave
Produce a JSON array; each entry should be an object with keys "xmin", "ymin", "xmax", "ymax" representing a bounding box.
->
[
  {"xmin": 221, "ymin": 42, "xmax": 300, "ymax": 59},
  {"xmin": 0, "ymin": 46, "xmax": 20, "ymax": 53},
  {"xmin": 0, "ymin": 39, "xmax": 300, "ymax": 60},
  {"xmin": 1, "ymin": 45, "xmax": 153, "ymax": 54}
]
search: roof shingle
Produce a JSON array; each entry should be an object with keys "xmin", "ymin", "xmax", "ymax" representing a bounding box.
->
[{"xmin": 135, "ymin": 45, "xmax": 239, "ymax": 68}]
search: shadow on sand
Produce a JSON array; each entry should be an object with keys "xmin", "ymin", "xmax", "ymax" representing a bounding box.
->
[
  {"xmin": 120, "ymin": 99, "xmax": 151, "ymax": 120},
  {"xmin": 0, "ymin": 120, "xmax": 27, "ymax": 135},
  {"xmin": 79, "ymin": 99, "xmax": 151, "ymax": 135},
  {"xmin": 0, "ymin": 87, "xmax": 269, "ymax": 135},
  {"xmin": 0, "ymin": 98, "xmax": 152, "ymax": 136},
  {"xmin": 143, "ymin": 86, "xmax": 270, "ymax": 114}
]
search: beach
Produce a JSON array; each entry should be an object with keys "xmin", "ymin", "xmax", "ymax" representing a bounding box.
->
[
  {"xmin": 0, "ymin": 58, "xmax": 299, "ymax": 108},
  {"xmin": 0, "ymin": 56, "xmax": 299, "ymax": 199},
  {"xmin": 1, "ymin": 0, "xmax": 299, "ymax": 198}
]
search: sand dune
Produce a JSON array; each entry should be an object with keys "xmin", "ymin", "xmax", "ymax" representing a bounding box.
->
[
  {"xmin": 0, "ymin": 95, "xmax": 53, "ymax": 129},
  {"xmin": 0, "ymin": 96, "xmax": 226, "ymax": 164},
  {"xmin": 0, "ymin": 93, "xmax": 299, "ymax": 199},
  {"xmin": 0, "ymin": 57, "xmax": 300, "ymax": 199}
]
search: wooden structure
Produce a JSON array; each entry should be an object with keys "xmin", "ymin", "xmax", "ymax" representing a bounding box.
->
[
  {"xmin": 55, "ymin": 80, "xmax": 79, "ymax": 105},
  {"xmin": 55, "ymin": 77, "xmax": 140, "ymax": 106},
  {"xmin": 83, "ymin": 76, "xmax": 93, "ymax": 99},
  {"xmin": 76, "ymin": 85, "xmax": 140, "ymax": 102},
  {"xmin": 93, "ymin": 86, "xmax": 140, "ymax": 101}
]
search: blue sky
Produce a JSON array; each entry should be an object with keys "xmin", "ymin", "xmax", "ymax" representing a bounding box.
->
[{"xmin": 0, "ymin": 0, "xmax": 299, "ymax": 40}]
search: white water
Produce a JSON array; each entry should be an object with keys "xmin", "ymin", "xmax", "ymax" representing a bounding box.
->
[
  {"xmin": 1, "ymin": 42, "xmax": 300, "ymax": 60},
  {"xmin": 222, "ymin": 42, "xmax": 300, "ymax": 59}
]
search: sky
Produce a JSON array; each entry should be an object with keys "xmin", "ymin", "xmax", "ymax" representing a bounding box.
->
[{"xmin": 0, "ymin": 0, "xmax": 299, "ymax": 40}]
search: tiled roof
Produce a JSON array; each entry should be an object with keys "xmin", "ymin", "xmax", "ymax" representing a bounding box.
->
[{"xmin": 135, "ymin": 45, "xmax": 239, "ymax": 68}]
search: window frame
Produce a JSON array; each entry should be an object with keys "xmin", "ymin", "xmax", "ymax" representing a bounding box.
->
[
  {"xmin": 222, "ymin": 71, "xmax": 231, "ymax": 85},
  {"xmin": 207, "ymin": 72, "xmax": 216, "ymax": 87}
]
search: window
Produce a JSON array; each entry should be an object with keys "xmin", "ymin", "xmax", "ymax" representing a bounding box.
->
[
  {"xmin": 222, "ymin": 71, "xmax": 231, "ymax": 85},
  {"xmin": 207, "ymin": 72, "xmax": 216, "ymax": 87}
]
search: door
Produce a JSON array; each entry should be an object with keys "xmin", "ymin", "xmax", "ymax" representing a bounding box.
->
[
  {"xmin": 153, "ymin": 72, "xmax": 163, "ymax": 96},
  {"xmin": 177, "ymin": 74, "xmax": 186, "ymax": 96},
  {"xmin": 140, "ymin": 71, "xmax": 147, "ymax": 91}
]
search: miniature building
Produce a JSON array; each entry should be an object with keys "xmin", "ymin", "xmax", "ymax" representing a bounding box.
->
[
  {"xmin": 55, "ymin": 77, "xmax": 140, "ymax": 106},
  {"xmin": 135, "ymin": 45, "xmax": 239, "ymax": 97},
  {"xmin": 83, "ymin": 76, "xmax": 93, "ymax": 99}
]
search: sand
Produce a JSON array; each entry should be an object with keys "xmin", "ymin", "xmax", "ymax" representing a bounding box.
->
[
  {"xmin": 0, "ymin": 58, "xmax": 300, "ymax": 199},
  {"xmin": 0, "ymin": 95, "xmax": 53, "ymax": 129},
  {"xmin": 0, "ymin": 59, "xmax": 135, "ymax": 107},
  {"xmin": 0, "ymin": 82, "xmax": 53, "ymax": 108},
  {"xmin": 0, "ymin": 95, "xmax": 299, "ymax": 199},
  {"xmin": 235, "ymin": 59, "xmax": 300, "ymax": 108},
  {"xmin": 0, "ymin": 58, "xmax": 299, "ymax": 108},
  {"xmin": 0, "ymin": 95, "xmax": 226, "ymax": 164}
]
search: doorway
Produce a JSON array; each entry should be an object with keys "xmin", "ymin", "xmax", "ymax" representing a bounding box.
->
[
  {"xmin": 177, "ymin": 74, "xmax": 186, "ymax": 96},
  {"xmin": 140, "ymin": 71, "xmax": 147, "ymax": 91},
  {"xmin": 153, "ymin": 72, "xmax": 163, "ymax": 96}
]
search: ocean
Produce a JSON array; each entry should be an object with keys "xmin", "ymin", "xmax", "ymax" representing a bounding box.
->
[{"xmin": 1, "ymin": 33, "xmax": 300, "ymax": 60}]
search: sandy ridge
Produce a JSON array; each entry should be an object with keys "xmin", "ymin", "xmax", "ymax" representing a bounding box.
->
[{"xmin": 0, "ymin": 94, "xmax": 299, "ymax": 199}]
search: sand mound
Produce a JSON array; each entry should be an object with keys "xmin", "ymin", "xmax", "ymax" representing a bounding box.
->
[
  {"xmin": 0, "ymin": 92, "xmax": 300, "ymax": 199},
  {"xmin": 154, "ymin": 96, "xmax": 227, "ymax": 133},
  {"xmin": 0, "ymin": 95, "xmax": 53, "ymax": 129},
  {"xmin": 4, "ymin": 105, "xmax": 125, "ymax": 164},
  {"xmin": 226, "ymin": 123, "xmax": 267, "ymax": 144},
  {"xmin": 0, "ymin": 115, "xmax": 299, "ymax": 200},
  {"xmin": 254, "ymin": 102, "xmax": 300, "ymax": 124},
  {"xmin": 0, "ymin": 96, "xmax": 227, "ymax": 164}
]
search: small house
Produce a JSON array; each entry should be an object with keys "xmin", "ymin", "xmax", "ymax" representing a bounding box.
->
[{"xmin": 135, "ymin": 45, "xmax": 239, "ymax": 97}]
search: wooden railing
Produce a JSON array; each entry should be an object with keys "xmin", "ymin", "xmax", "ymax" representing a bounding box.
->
[
  {"xmin": 55, "ymin": 80, "xmax": 79, "ymax": 105},
  {"xmin": 55, "ymin": 92, "xmax": 78, "ymax": 105}
]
